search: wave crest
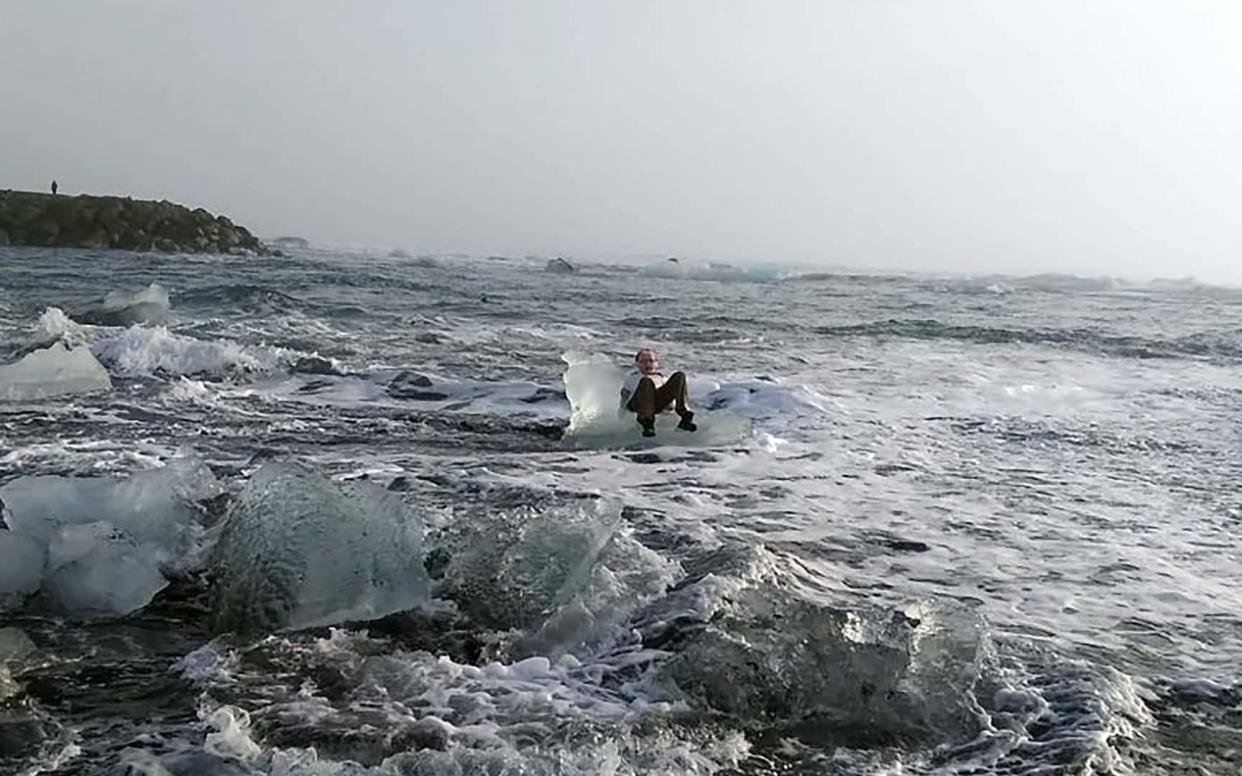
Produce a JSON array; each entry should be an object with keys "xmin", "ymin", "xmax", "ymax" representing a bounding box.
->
[
  {"xmin": 817, "ymin": 319, "xmax": 1242, "ymax": 361},
  {"xmin": 91, "ymin": 326, "xmax": 283, "ymax": 377}
]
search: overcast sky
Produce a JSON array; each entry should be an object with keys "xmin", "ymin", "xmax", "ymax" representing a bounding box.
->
[{"xmin": 2, "ymin": 2, "xmax": 1239, "ymax": 281}]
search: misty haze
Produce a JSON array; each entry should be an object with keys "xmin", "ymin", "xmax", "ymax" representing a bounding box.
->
[{"xmin": 3, "ymin": 1, "xmax": 1240, "ymax": 281}]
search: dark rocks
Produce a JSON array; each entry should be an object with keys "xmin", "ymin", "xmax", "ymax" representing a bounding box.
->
[
  {"xmin": 292, "ymin": 356, "xmax": 343, "ymax": 376},
  {"xmin": 0, "ymin": 190, "xmax": 272, "ymax": 255},
  {"xmin": 391, "ymin": 389, "xmax": 450, "ymax": 402},
  {"xmin": 386, "ymin": 370, "xmax": 448, "ymax": 401},
  {"xmin": 545, "ymin": 257, "xmax": 577, "ymax": 273},
  {"xmin": 882, "ymin": 539, "xmax": 931, "ymax": 553},
  {"xmin": 520, "ymin": 387, "xmax": 567, "ymax": 404},
  {"xmin": 390, "ymin": 370, "xmax": 434, "ymax": 388}
]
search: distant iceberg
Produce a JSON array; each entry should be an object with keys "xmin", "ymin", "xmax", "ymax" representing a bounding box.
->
[
  {"xmin": 639, "ymin": 258, "xmax": 786, "ymax": 283},
  {"xmin": 73, "ymin": 282, "xmax": 171, "ymax": 326}
]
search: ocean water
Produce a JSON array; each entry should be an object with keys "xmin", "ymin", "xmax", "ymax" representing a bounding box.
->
[{"xmin": 1, "ymin": 246, "xmax": 1240, "ymax": 775}]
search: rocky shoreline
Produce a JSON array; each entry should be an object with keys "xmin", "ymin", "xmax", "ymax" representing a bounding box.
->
[{"xmin": 0, "ymin": 190, "xmax": 277, "ymax": 255}]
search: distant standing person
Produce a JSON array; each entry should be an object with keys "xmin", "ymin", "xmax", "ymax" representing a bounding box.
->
[{"xmin": 50, "ymin": 180, "xmax": 58, "ymax": 195}]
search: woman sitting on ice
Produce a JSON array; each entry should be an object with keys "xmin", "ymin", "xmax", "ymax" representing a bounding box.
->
[{"xmin": 619, "ymin": 347, "xmax": 697, "ymax": 437}]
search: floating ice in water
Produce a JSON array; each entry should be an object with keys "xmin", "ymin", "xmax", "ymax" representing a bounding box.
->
[
  {"xmin": 562, "ymin": 352, "xmax": 627, "ymax": 435},
  {"xmin": 0, "ymin": 627, "xmax": 35, "ymax": 664},
  {"xmin": 0, "ymin": 530, "xmax": 45, "ymax": 599},
  {"xmin": 0, "ymin": 342, "xmax": 112, "ymax": 401},
  {"xmin": 0, "ymin": 456, "xmax": 223, "ymax": 615},
  {"xmin": 1, "ymin": 456, "xmax": 222, "ymax": 561},
  {"xmin": 561, "ymin": 352, "xmax": 751, "ymax": 445},
  {"xmin": 73, "ymin": 282, "xmax": 171, "ymax": 326},
  {"xmin": 43, "ymin": 522, "xmax": 171, "ymax": 613},
  {"xmin": 644, "ymin": 551, "xmax": 990, "ymax": 745},
  {"xmin": 105, "ymin": 282, "xmax": 171, "ymax": 317},
  {"xmin": 436, "ymin": 498, "xmax": 681, "ymax": 655},
  {"xmin": 92, "ymin": 325, "xmax": 282, "ymax": 377},
  {"xmin": 35, "ymin": 306, "xmax": 97, "ymax": 348},
  {"xmin": 209, "ymin": 461, "xmax": 431, "ymax": 633}
]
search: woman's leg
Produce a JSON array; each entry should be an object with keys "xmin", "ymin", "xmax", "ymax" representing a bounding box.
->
[
  {"xmin": 654, "ymin": 371, "xmax": 690, "ymax": 415},
  {"xmin": 628, "ymin": 377, "xmax": 659, "ymax": 431}
]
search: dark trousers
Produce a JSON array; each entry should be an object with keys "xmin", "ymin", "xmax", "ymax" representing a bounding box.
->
[{"xmin": 627, "ymin": 371, "xmax": 690, "ymax": 422}]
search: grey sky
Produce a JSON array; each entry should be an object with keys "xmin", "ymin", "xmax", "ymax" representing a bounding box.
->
[{"xmin": 3, "ymin": 2, "xmax": 1239, "ymax": 281}]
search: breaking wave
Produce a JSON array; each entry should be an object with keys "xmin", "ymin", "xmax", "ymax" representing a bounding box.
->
[
  {"xmin": 173, "ymin": 283, "xmax": 305, "ymax": 314},
  {"xmin": 816, "ymin": 319, "xmax": 1242, "ymax": 361},
  {"xmin": 91, "ymin": 325, "xmax": 285, "ymax": 377}
]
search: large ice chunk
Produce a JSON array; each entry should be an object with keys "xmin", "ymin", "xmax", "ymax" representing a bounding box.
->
[
  {"xmin": 652, "ymin": 579, "xmax": 989, "ymax": 744},
  {"xmin": 209, "ymin": 462, "xmax": 431, "ymax": 633},
  {"xmin": 561, "ymin": 352, "xmax": 627, "ymax": 436},
  {"xmin": 436, "ymin": 498, "xmax": 681, "ymax": 655},
  {"xmin": 561, "ymin": 352, "xmax": 751, "ymax": 444},
  {"xmin": 36, "ymin": 306, "xmax": 97, "ymax": 348},
  {"xmin": 0, "ymin": 457, "xmax": 223, "ymax": 615},
  {"xmin": 43, "ymin": 522, "xmax": 169, "ymax": 613},
  {"xmin": 74, "ymin": 282, "xmax": 171, "ymax": 326},
  {"xmin": 0, "ymin": 342, "xmax": 112, "ymax": 401},
  {"xmin": 0, "ymin": 456, "xmax": 221, "ymax": 569},
  {"xmin": 0, "ymin": 530, "xmax": 45, "ymax": 600}
]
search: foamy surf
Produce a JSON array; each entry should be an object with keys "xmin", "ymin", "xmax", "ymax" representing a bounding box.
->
[{"xmin": 1, "ymin": 246, "xmax": 1238, "ymax": 774}]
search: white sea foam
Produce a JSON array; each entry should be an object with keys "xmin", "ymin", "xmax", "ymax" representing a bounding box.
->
[
  {"xmin": 92, "ymin": 325, "xmax": 283, "ymax": 377},
  {"xmin": 163, "ymin": 377, "xmax": 217, "ymax": 404},
  {"xmin": 180, "ymin": 628, "xmax": 751, "ymax": 776}
]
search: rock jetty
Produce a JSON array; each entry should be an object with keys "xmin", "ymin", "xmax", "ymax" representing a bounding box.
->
[{"xmin": 0, "ymin": 190, "xmax": 274, "ymax": 255}]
